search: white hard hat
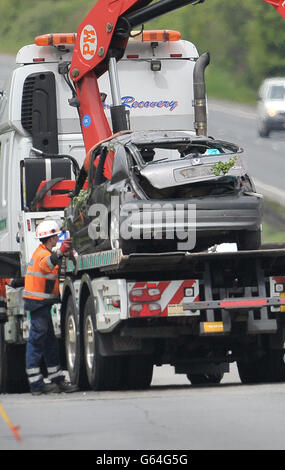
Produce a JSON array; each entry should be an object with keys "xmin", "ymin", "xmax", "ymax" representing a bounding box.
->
[{"xmin": 36, "ymin": 220, "xmax": 61, "ymax": 239}]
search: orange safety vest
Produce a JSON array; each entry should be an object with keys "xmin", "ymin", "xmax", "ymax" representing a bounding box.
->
[
  {"xmin": 0, "ymin": 278, "xmax": 10, "ymax": 313},
  {"xmin": 24, "ymin": 244, "xmax": 60, "ymax": 302}
]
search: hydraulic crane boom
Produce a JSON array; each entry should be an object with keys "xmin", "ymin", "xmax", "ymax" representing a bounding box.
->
[{"xmin": 69, "ymin": 0, "xmax": 204, "ymax": 154}]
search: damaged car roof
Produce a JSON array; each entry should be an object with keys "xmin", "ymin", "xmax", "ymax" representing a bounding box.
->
[{"xmin": 101, "ymin": 129, "xmax": 242, "ymax": 153}]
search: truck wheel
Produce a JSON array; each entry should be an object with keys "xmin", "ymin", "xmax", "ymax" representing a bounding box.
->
[
  {"xmin": 65, "ymin": 296, "xmax": 89, "ymax": 390},
  {"xmin": 262, "ymin": 349, "xmax": 285, "ymax": 383},
  {"xmin": 83, "ymin": 295, "xmax": 122, "ymax": 390},
  {"xmin": 121, "ymin": 355, "xmax": 153, "ymax": 390},
  {"xmin": 187, "ymin": 373, "xmax": 223, "ymax": 385},
  {"xmin": 237, "ymin": 358, "xmax": 264, "ymax": 384},
  {"xmin": 239, "ymin": 350, "xmax": 285, "ymax": 384},
  {"xmin": 238, "ymin": 229, "xmax": 261, "ymax": 251},
  {"xmin": 0, "ymin": 324, "xmax": 29, "ymax": 393}
]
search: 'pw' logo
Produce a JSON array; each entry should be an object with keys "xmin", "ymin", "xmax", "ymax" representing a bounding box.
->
[{"xmin": 80, "ymin": 25, "xmax": 97, "ymax": 61}]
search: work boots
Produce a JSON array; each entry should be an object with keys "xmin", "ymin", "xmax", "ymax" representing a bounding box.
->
[
  {"xmin": 31, "ymin": 381, "xmax": 79, "ymax": 395},
  {"xmin": 56, "ymin": 380, "xmax": 79, "ymax": 393}
]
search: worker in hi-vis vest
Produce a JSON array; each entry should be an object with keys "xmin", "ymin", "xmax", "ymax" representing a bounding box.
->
[{"xmin": 24, "ymin": 219, "xmax": 78, "ymax": 395}]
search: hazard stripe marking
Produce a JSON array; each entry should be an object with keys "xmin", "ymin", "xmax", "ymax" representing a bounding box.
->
[{"xmin": 129, "ymin": 280, "xmax": 199, "ymax": 317}]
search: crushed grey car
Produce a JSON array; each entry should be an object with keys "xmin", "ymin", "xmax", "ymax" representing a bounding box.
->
[{"xmin": 66, "ymin": 130, "xmax": 263, "ymax": 254}]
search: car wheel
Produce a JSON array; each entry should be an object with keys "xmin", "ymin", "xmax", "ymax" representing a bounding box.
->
[
  {"xmin": 110, "ymin": 213, "xmax": 137, "ymax": 254},
  {"xmin": 258, "ymin": 123, "xmax": 270, "ymax": 138},
  {"xmin": 238, "ymin": 229, "xmax": 261, "ymax": 251},
  {"xmin": 110, "ymin": 213, "xmax": 121, "ymax": 250}
]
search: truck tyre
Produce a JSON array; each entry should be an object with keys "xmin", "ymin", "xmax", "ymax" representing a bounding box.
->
[
  {"xmin": 237, "ymin": 357, "xmax": 265, "ymax": 384},
  {"xmin": 262, "ymin": 349, "xmax": 285, "ymax": 383},
  {"xmin": 83, "ymin": 295, "xmax": 122, "ymax": 390},
  {"xmin": 65, "ymin": 296, "xmax": 89, "ymax": 390},
  {"xmin": 0, "ymin": 324, "xmax": 29, "ymax": 393},
  {"xmin": 187, "ymin": 373, "xmax": 223, "ymax": 385},
  {"xmin": 238, "ymin": 350, "xmax": 285, "ymax": 384},
  {"xmin": 121, "ymin": 355, "xmax": 153, "ymax": 390}
]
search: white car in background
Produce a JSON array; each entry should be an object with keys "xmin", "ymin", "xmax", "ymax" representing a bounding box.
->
[{"xmin": 257, "ymin": 77, "xmax": 285, "ymax": 137}]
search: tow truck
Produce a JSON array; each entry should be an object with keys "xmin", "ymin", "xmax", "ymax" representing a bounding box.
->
[{"xmin": 1, "ymin": 0, "xmax": 285, "ymax": 393}]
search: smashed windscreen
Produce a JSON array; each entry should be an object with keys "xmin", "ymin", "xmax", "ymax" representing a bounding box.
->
[{"xmin": 134, "ymin": 138, "xmax": 248, "ymax": 189}]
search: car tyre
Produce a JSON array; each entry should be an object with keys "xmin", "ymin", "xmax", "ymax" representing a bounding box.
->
[
  {"xmin": 238, "ymin": 229, "xmax": 261, "ymax": 251},
  {"xmin": 110, "ymin": 213, "xmax": 138, "ymax": 254},
  {"xmin": 258, "ymin": 123, "xmax": 270, "ymax": 138}
]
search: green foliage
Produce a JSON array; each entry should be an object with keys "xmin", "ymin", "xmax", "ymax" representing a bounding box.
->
[
  {"xmin": 148, "ymin": 0, "xmax": 285, "ymax": 98},
  {"xmin": 1, "ymin": 0, "xmax": 285, "ymax": 100},
  {"xmin": 211, "ymin": 156, "xmax": 237, "ymax": 177},
  {"xmin": 72, "ymin": 189, "xmax": 88, "ymax": 208},
  {"xmin": 262, "ymin": 222, "xmax": 285, "ymax": 243},
  {"xmin": 0, "ymin": 0, "xmax": 95, "ymax": 52}
]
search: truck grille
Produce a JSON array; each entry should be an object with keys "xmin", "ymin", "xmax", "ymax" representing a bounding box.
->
[{"xmin": 21, "ymin": 75, "xmax": 36, "ymax": 133}]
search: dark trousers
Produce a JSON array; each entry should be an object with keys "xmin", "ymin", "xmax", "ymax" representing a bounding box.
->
[{"xmin": 26, "ymin": 304, "xmax": 63, "ymax": 391}]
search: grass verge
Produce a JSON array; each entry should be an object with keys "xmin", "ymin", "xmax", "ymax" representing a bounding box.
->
[{"xmin": 262, "ymin": 199, "xmax": 285, "ymax": 244}]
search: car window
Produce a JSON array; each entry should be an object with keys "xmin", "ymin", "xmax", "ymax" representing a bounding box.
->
[
  {"xmin": 138, "ymin": 147, "xmax": 183, "ymax": 163},
  {"xmin": 268, "ymin": 85, "xmax": 285, "ymax": 100},
  {"xmin": 137, "ymin": 146, "xmax": 222, "ymax": 164}
]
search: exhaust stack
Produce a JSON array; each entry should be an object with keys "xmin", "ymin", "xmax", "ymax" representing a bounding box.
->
[
  {"xmin": 193, "ymin": 52, "xmax": 210, "ymax": 136},
  {"xmin": 108, "ymin": 56, "xmax": 129, "ymax": 133}
]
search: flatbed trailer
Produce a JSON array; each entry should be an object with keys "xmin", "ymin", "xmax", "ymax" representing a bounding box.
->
[
  {"xmin": 50, "ymin": 244, "xmax": 285, "ymax": 390},
  {"xmin": 2, "ymin": 241, "xmax": 285, "ymax": 392}
]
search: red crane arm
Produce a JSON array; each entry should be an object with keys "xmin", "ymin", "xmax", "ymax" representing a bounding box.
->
[
  {"xmin": 70, "ymin": 0, "xmax": 152, "ymax": 83},
  {"xmin": 264, "ymin": 0, "xmax": 285, "ymax": 18}
]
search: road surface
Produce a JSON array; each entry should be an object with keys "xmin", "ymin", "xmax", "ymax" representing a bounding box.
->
[
  {"xmin": 1, "ymin": 364, "xmax": 285, "ymax": 451},
  {"xmin": 208, "ymin": 99, "xmax": 285, "ymax": 205}
]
